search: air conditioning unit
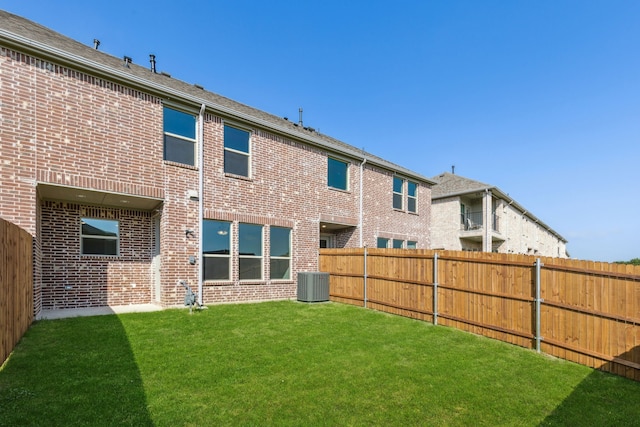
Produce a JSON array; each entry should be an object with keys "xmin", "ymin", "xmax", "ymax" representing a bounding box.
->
[{"xmin": 297, "ymin": 272, "xmax": 330, "ymax": 302}]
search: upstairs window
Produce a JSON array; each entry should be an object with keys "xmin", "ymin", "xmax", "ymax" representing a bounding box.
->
[
  {"xmin": 163, "ymin": 106, "xmax": 196, "ymax": 166},
  {"xmin": 270, "ymin": 227, "xmax": 291, "ymax": 280},
  {"xmin": 81, "ymin": 218, "xmax": 119, "ymax": 256},
  {"xmin": 328, "ymin": 157, "xmax": 348, "ymax": 190},
  {"xmin": 224, "ymin": 125, "xmax": 251, "ymax": 177},
  {"xmin": 393, "ymin": 177, "xmax": 404, "ymax": 210},
  {"xmin": 239, "ymin": 223, "xmax": 263, "ymax": 280},
  {"xmin": 203, "ymin": 220, "xmax": 231, "ymax": 281},
  {"xmin": 408, "ymin": 181, "xmax": 418, "ymax": 213}
]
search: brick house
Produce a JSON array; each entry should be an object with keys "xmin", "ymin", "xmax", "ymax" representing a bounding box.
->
[
  {"xmin": 0, "ymin": 11, "xmax": 434, "ymax": 317},
  {"xmin": 430, "ymin": 172, "xmax": 568, "ymax": 257}
]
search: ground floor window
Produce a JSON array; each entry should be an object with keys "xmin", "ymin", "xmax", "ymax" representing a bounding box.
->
[
  {"xmin": 239, "ymin": 223, "xmax": 263, "ymax": 280},
  {"xmin": 81, "ymin": 218, "xmax": 119, "ymax": 255},
  {"xmin": 377, "ymin": 237, "xmax": 389, "ymax": 248},
  {"xmin": 270, "ymin": 227, "xmax": 291, "ymax": 279},
  {"xmin": 203, "ymin": 220, "xmax": 294, "ymax": 282},
  {"xmin": 407, "ymin": 241, "xmax": 417, "ymax": 249},
  {"xmin": 203, "ymin": 220, "xmax": 231, "ymax": 280},
  {"xmin": 392, "ymin": 239, "xmax": 404, "ymax": 249}
]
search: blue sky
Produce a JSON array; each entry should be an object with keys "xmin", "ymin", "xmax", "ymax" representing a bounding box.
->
[{"xmin": 3, "ymin": 1, "xmax": 639, "ymax": 262}]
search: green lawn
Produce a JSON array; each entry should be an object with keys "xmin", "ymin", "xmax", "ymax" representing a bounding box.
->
[{"xmin": 1, "ymin": 300, "xmax": 639, "ymax": 426}]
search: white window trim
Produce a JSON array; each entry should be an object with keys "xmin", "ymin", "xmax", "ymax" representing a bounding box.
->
[
  {"xmin": 408, "ymin": 181, "xmax": 418, "ymax": 213},
  {"xmin": 393, "ymin": 176, "xmax": 404, "ymax": 210},
  {"xmin": 163, "ymin": 105, "xmax": 199, "ymax": 167},
  {"xmin": 270, "ymin": 227, "xmax": 292, "ymax": 280},
  {"xmin": 80, "ymin": 218, "xmax": 119, "ymax": 256},
  {"xmin": 202, "ymin": 220, "xmax": 232, "ymax": 281},
  {"xmin": 239, "ymin": 224, "xmax": 263, "ymax": 281},
  {"xmin": 202, "ymin": 253, "xmax": 231, "ymax": 281},
  {"xmin": 377, "ymin": 237, "xmax": 390, "ymax": 248},
  {"xmin": 223, "ymin": 124, "xmax": 252, "ymax": 178},
  {"xmin": 328, "ymin": 157, "xmax": 350, "ymax": 191}
]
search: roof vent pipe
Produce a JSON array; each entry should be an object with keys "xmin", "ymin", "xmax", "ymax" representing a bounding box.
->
[
  {"xmin": 149, "ymin": 54, "xmax": 156, "ymax": 73},
  {"xmin": 298, "ymin": 107, "xmax": 303, "ymax": 127},
  {"xmin": 93, "ymin": 39, "xmax": 100, "ymax": 50},
  {"xmin": 123, "ymin": 56, "xmax": 132, "ymax": 68}
]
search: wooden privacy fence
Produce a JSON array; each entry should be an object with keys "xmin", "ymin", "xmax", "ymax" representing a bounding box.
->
[
  {"xmin": 1, "ymin": 218, "xmax": 33, "ymax": 366},
  {"xmin": 320, "ymin": 248, "xmax": 640, "ymax": 382}
]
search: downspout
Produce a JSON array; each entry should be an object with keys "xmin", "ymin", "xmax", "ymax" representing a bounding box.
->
[
  {"xmin": 359, "ymin": 156, "xmax": 367, "ymax": 247},
  {"xmin": 197, "ymin": 103, "xmax": 205, "ymax": 306}
]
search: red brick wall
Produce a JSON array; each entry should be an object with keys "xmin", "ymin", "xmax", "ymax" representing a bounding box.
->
[
  {"xmin": 1, "ymin": 42, "xmax": 432, "ymax": 311},
  {"xmin": 362, "ymin": 164, "xmax": 431, "ymax": 248},
  {"xmin": 0, "ymin": 49, "xmax": 37, "ymax": 232},
  {"xmin": 40, "ymin": 201, "xmax": 153, "ymax": 309}
]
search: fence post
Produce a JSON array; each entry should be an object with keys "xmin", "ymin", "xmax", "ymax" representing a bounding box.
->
[
  {"xmin": 433, "ymin": 252, "xmax": 439, "ymax": 325},
  {"xmin": 363, "ymin": 246, "xmax": 368, "ymax": 308},
  {"xmin": 534, "ymin": 257, "xmax": 544, "ymax": 352}
]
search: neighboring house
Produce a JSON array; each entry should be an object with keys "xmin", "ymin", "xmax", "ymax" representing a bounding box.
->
[
  {"xmin": 0, "ymin": 11, "xmax": 434, "ymax": 317},
  {"xmin": 430, "ymin": 173, "xmax": 568, "ymax": 257}
]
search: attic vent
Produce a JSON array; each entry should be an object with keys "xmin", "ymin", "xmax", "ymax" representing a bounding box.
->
[
  {"xmin": 194, "ymin": 84, "xmax": 204, "ymax": 90},
  {"xmin": 160, "ymin": 71, "xmax": 171, "ymax": 78},
  {"xmin": 297, "ymin": 272, "xmax": 329, "ymax": 302}
]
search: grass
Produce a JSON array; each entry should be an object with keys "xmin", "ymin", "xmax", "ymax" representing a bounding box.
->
[{"xmin": 1, "ymin": 301, "xmax": 639, "ymax": 426}]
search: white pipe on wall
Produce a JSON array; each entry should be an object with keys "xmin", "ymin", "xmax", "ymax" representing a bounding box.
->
[
  {"xmin": 197, "ymin": 103, "xmax": 205, "ymax": 306},
  {"xmin": 359, "ymin": 156, "xmax": 367, "ymax": 247}
]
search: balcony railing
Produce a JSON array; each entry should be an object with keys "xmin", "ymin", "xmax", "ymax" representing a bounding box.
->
[{"xmin": 460, "ymin": 212, "xmax": 500, "ymax": 233}]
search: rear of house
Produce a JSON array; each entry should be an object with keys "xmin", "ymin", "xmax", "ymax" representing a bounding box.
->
[{"xmin": 0, "ymin": 11, "xmax": 433, "ymax": 317}]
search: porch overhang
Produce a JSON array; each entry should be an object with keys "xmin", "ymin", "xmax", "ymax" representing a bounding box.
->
[
  {"xmin": 37, "ymin": 183, "xmax": 164, "ymax": 211},
  {"xmin": 319, "ymin": 213, "xmax": 359, "ymax": 232}
]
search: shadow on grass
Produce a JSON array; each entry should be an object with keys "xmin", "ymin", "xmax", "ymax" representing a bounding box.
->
[
  {"xmin": 0, "ymin": 314, "xmax": 154, "ymax": 426},
  {"xmin": 541, "ymin": 345, "xmax": 640, "ymax": 426}
]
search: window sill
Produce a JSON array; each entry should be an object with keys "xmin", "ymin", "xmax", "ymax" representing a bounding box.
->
[
  {"xmin": 392, "ymin": 208, "xmax": 419, "ymax": 216},
  {"xmin": 224, "ymin": 172, "xmax": 253, "ymax": 182},
  {"xmin": 238, "ymin": 280, "xmax": 267, "ymax": 285},
  {"xmin": 163, "ymin": 160, "xmax": 198, "ymax": 170},
  {"xmin": 203, "ymin": 280, "xmax": 295, "ymax": 286},
  {"xmin": 328, "ymin": 186, "xmax": 350, "ymax": 194},
  {"xmin": 203, "ymin": 280, "xmax": 234, "ymax": 286},
  {"xmin": 81, "ymin": 254, "xmax": 119, "ymax": 258}
]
